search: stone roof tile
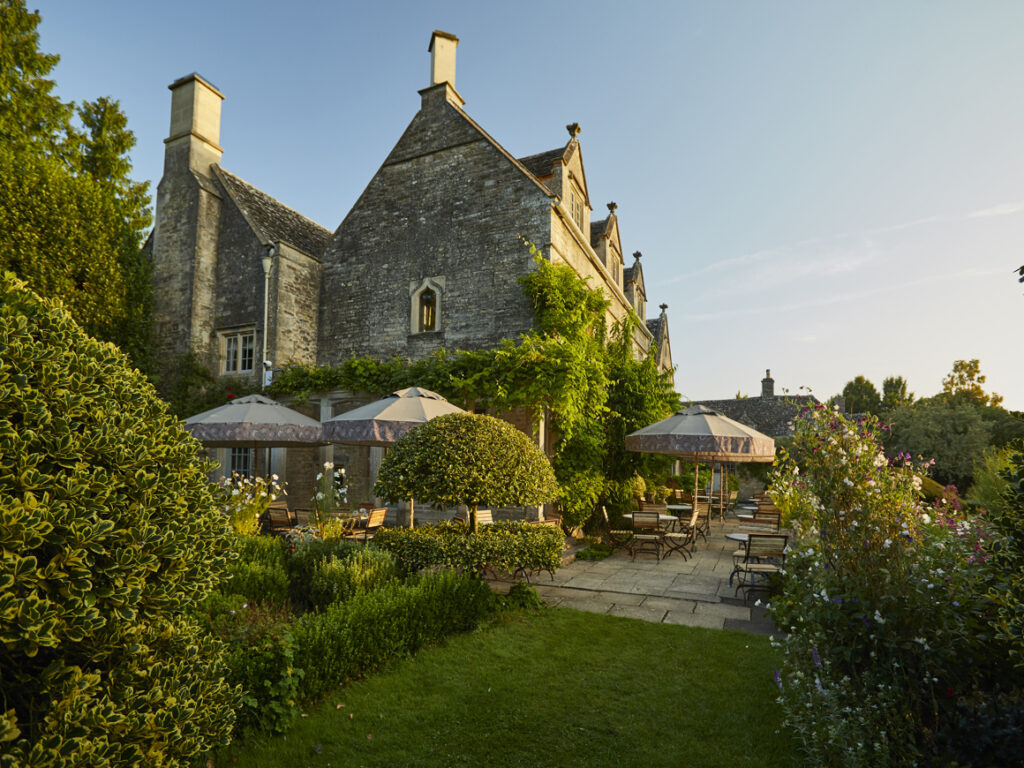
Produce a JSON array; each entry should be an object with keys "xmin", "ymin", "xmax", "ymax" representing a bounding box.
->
[
  {"xmin": 215, "ymin": 167, "xmax": 332, "ymax": 259},
  {"xmin": 517, "ymin": 147, "xmax": 564, "ymax": 180}
]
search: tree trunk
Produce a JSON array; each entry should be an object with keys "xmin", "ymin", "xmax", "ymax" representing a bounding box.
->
[{"xmin": 470, "ymin": 503, "xmax": 478, "ymax": 534}]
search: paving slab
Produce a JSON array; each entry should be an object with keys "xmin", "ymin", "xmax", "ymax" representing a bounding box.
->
[
  {"xmin": 693, "ymin": 601, "xmax": 751, "ymax": 621},
  {"xmin": 608, "ymin": 604, "xmax": 669, "ymax": 622},
  {"xmin": 640, "ymin": 596, "xmax": 697, "ymax": 613},
  {"xmin": 663, "ymin": 610, "xmax": 726, "ymax": 629}
]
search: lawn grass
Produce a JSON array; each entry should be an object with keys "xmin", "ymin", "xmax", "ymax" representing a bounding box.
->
[{"xmin": 210, "ymin": 607, "xmax": 796, "ymax": 768}]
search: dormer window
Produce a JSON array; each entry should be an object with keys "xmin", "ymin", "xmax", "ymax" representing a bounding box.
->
[{"xmin": 409, "ymin": 276, "xmax": 446, "ymax": 334}]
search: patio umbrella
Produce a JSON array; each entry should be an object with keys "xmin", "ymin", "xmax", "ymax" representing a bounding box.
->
[
  {"xmin": 183, "ymin": 393, "xmax": 325, "ymax": 476},
  {"xmin": 321, "ymin": 386, "xmax": 464, "ymax": 445},
  {"xmin": 321, "ymin": 387, "xmax": 465, "ymax": 526},
  {"xmin": 625, "ymin": 404, "xmax": 775, "ymax": 521}
]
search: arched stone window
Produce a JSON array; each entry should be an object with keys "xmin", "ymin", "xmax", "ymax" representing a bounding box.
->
[
  {"xmin": 409, "ymin": 276, "xmax": 446, "ymax": 334},
  {"xmin": 419, "ymin": 289, "xmax": 436, "ymax": 331}
]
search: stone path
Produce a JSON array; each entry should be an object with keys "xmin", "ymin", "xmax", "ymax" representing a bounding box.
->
[{"xmin": 496, "ymin": 516, "xmax": 778, "ymax": 635}]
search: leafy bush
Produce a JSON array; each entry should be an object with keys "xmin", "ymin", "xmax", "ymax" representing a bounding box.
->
[
  {"xmin": 308, "ymin": 547, "xmax": 400, "ymax": 609},
  {"xmin": 374, "ymin": 521, "xmax": 564, "ymax": 577},
  {"xmin": 284, "ymin": 537, "xmax": 360, "ymax": 608},
  {"xmin": 212, "ymin": 602, "xmax": 301, "ymax": 736},
  {"xmin": 769, "ymin": 405, "xmax": 1017, "ymax": 765},
  {"xmin": 0, "ymin": 273, "xmax": 238, "ymax": 765},
  {"xmin": 292, "ymin": 570, "xmax": 493, "ymax": 700},
  {"xmin": 225, "ymin": 562, "xmax": 290, "ymax": 607}
]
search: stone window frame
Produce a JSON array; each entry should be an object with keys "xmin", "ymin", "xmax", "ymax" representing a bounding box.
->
[
  {"xmin": 218, "ymin": 327, "xmax": 256, "ymax": 374},
  {"xmin": 409, "ymin": 276, "xmax": 446, "ymax": 334}
]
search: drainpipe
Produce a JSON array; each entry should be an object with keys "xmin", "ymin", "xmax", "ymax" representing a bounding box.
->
[{"xmin": 261, "ymin": 245, "xmax": 275, "ymax": 389}]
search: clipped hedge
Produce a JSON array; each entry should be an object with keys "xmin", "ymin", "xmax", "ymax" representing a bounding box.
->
[
  {"xmin": 374, "ymin": 521, "xmax": 565, "ymax": 577},
  {"xmin": 0, "ymin": 273, "xmax": 238, "ymax": 766},
  {"xmin": 223, "ymin": 535, "xmax": 290, "ymax": 606},
  {"xmin": 308, "ymin": 548, "xmax": 400, "ymax": 610},
  {"xmin": 292, "ymin": 569, "xmax": 493, "ymax": 700}
]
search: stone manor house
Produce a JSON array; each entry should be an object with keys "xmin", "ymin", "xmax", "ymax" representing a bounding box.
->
[{"xmin": 148, "ymin": 31, "xmax": 674, "ymax": 508}]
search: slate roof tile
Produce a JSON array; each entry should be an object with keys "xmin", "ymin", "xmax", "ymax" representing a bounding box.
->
[
  {"xmin": 215, "ymin": 167, "xmax": 332, "ymax": 258},
  {"xmin": 517, "ymin": 147, "xmax": 564, "ymax": 179}
]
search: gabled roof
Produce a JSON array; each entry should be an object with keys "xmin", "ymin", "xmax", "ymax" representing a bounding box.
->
[
  {"xmin": 517, "ymin": 147, "xmax": 564, "ymax": 180},
  {"xmin": 690, "ymin": 395, "xmax": 819, "ymax": 438},
  {"xmin": 646, "ymin": 317, "xmax": 662, "ymax": 342},
  {"xmin": 214, "ymin": 166, "xmax": 332, "ymax": 259}
]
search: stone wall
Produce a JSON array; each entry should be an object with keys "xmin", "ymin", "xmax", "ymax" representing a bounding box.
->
[
  {"xmin": 317, "ymin": 88, "xmax": 551, "ymax": 365},
  {"xmin": 270, "ymin": 242, "xmax": 320, "ymax": 368}
]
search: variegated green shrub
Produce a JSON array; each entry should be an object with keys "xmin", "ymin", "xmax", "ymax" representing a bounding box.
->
[{"xmin": 0, "ymin": 274, "xmax": 238, "ymax": 767}]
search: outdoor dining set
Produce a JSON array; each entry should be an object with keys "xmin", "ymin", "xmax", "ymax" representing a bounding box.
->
[{"xmin": 605, "ymin": 490, "xmax": 789, "ymax": 602}]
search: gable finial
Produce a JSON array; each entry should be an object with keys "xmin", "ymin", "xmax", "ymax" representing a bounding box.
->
[
  {"xmin": 633, "ymin": 251, "xmax": 642, "ymax": 261},
  {"xmin": 566, "ymin": 122, "xmax": 581, "ymax": 139},
  {"xmin": 607, "ymin": 201, "xmax": 617, "ymax": 213},
  {"xmin": 659, "ymin": 303, "xmax": 668, "ymax": 312}
]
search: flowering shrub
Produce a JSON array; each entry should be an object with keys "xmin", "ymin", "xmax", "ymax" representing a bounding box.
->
[
  {"xmin": 220, "ymin": 473, "xmax": 286, "ymax": 535},
  {"xmin": 311, "ymin": 461, "xmax": 347, "ymax": 533},
  {"xmin": 768, "ymin": 406, "xmax": 1016, "ymax": 765}
]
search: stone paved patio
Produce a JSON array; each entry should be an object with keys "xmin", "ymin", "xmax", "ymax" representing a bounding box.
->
[{"xmin": 499, "ymin": 515, "xmax": 778, "ymax": 635}]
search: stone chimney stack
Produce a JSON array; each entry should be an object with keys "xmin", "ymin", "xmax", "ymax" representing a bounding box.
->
[
  {"xmin": 164, "ymin": 73, "xmax": 224, "ymax": 176},
  {"xmin": 761, "ymin": 369, "xmax": 775, "ymax": 399},
  {"xmin": 425, "ymin": 30, "xmax": 465, "ymax": 108},
  {"xmin": 152, "ymin": 72, "xmax": 225, "ymax": 365}
]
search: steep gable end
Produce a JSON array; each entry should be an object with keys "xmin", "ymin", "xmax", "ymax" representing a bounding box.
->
[{"xmin": 214, "ymin": 166, "xmax": 331, "ymax": 259}]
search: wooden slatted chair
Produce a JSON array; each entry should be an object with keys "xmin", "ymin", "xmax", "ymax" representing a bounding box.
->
[
  {"xmin": 262, "ymin": 500, "xmax": 295, "ymax": 535},
  {"xmin": 662, "ymin": 509, "xmax": 699, "ymax": 560},
  {"xmin": 630, "ymin": 511, "xmax": 664, "ymax": 561},
  {"xmin": 692, "ymin": 501, "xmax": 712, "ymax": 543},
  {"xmin": 344, "ymin": 507, "xmax": 387, "ymax": 544},
  {"xmin": 602, "ymin": 506, "xmax": 633, "ymax": 553},
  {"xmin": 734, "ymin": 533, "xmax": 788, "ymax": 601}
]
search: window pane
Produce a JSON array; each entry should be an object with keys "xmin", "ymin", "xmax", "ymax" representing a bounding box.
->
[
  {"xmin": 225, "ymin": 336, "xmax": 239, "ymax": 372},
  {"xmin": 240, "ymin": 333, "xmax": 255, "ymax": 372},
  {"xmin": 420, "ymin": 290, "xmax": 436, "ymax": 331},
  {"xmin": 230, "ymin": 447, "xmax": 251, "ymax": 477}
]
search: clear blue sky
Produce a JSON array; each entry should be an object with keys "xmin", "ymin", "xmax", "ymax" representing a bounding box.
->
[{"xmin": 35, "ymin": 0, "xmax": 1024, "ymax": 409}]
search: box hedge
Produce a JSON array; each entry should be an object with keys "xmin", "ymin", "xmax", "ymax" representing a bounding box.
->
[{"xmin": 374, "ymin": 521, "xmax": 565, "ymax": 578}]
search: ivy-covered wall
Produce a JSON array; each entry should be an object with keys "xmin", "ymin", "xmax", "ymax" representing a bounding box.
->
[{"xmin": 269, "ymin": 248, "xmax": 679, "ymax": 529}]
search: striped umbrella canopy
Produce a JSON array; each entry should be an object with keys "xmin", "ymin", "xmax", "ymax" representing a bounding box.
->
[
  {"xmin": 321, "ymin": 387, "xmax": 464, "ymax": 446},
  {"xmin": 183, "ymin": 393, "xmax": 324, "ymax": 447}
]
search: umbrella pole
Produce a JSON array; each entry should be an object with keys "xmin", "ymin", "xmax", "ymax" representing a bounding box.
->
[{"xmin": 253, "ymin": 442, "xmax": 259, "ymax": 479}]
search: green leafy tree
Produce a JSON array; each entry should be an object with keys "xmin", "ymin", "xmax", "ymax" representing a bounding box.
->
[
  {"xmin": 0, "ymin": 273, "xmax": 238, "ymax": 766},
  {"xmin": 840, "ymin": 375, "xmax": 882, "ymax": 414},
  {"xmin": 941, "ymin": 358, "xmax": 1003, "ymax": 408},
  {"xmin": 375, "ymin": 413, "xmax": 559, "ymax": 532},
  {"xmin": 884, "ymin": 400, "xmax": 992, "ymax": 490},
  {"xmin": 0, "ymin": 1, "xmax": 153, "ymax": 371},
  {"xmin": 881, "ymin": 375, "xmax": 914, "ymax": 410},
  {"xmin": 0, "ymin": 1, "xmax": 72, "ymax": 154}
]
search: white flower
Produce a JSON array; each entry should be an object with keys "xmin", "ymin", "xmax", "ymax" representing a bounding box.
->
[
  {"xmin": 323, "ymin": 461, "xmax": 334, "ymax": 470},
  {"xmin": 883, "ymin": 539, "xmax": 892, "ymax": 548},
  {"xmin": 922, "ymin": 513, "xmax": 931, "ymax": 525}
]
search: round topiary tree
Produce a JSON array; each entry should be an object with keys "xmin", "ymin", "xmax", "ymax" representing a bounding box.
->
[
  {"xmin": 0, "ymin": 274, "xmax": 238, "ymax": 766},
  {"xmin": 375, "ymin": 412, "xmax": 559, "ymax": 532}
]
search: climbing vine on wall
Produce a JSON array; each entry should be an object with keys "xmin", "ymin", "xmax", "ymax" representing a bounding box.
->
[{"xmin": 269, "ymin": 242, "xmax": 678, "ymax": 528}]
